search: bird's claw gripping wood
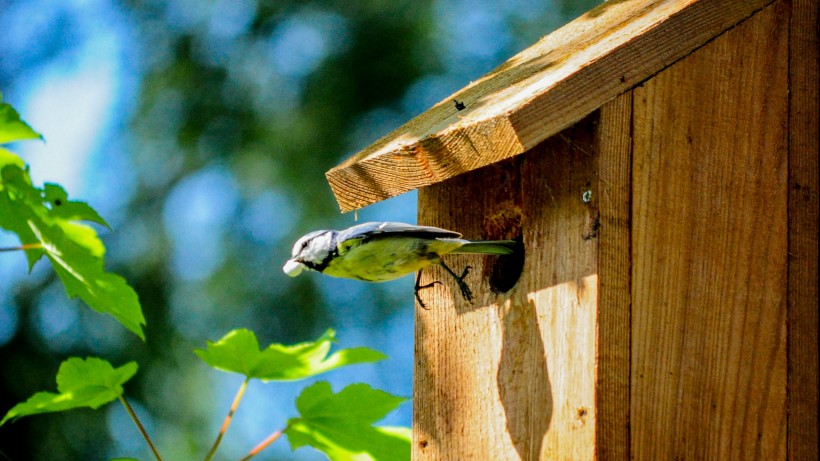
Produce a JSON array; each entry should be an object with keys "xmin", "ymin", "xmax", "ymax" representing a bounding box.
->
[
  {"xmin": 440, "ymin": 262, "xmax": 473, "ymax": 303},
  {"xmin": 414, "ymin": 263, "xmax": 474, "ymax": 308},
  {"xmin": 414, "ymin": 270, "xmax": 442, "ymax": 310}
]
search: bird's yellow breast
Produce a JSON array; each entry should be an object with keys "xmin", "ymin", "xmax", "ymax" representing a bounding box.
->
[{"xmin": 322, "ymin": 237, "xmax": 463, "ymax": 282}]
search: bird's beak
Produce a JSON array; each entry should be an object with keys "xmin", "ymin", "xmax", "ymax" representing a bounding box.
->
[{"xmin": 283, "ymin": 259, "xmax": 305, "ymax": 277}]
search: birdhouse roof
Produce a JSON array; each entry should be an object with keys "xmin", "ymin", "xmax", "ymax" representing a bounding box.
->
[{"xmin": 326, "ymin": 0, "xmax": 774, "ymax": 212}]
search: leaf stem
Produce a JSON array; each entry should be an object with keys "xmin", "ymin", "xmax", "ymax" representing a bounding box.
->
[
  {"xmin": 238, "ymin": 423, "xmax": 290, "ymax": 461},
  {"xmin": 118, "ymin": 395, "xmax": 163, "ymax": 461},
  {"xmin": 204, "ymin": 378, "xmax": 250, "ymax": 461},
  {"xmin": 0, "ymin": 242, "xmax": 42, "ymax": 252}
]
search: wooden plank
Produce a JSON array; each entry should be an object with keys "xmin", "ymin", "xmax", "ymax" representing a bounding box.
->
[
  {"xmin": 327, "ymin": 0, "xmax": 776, "ymax": 212},
  {"xmin": 630, "ymin": 2, "xmax": 788, "ymax": 459},
  {"xmin": 413, "ymin": 116, "xmax": 600, "ymax": 460},
  {"xmin": 414, "ymin": 156, "xmax": 526, "ymax": 461},
  {"xmin": 522, "ymin": 120, "xmax": 598, "ymax": 461},
  {"xmin": 787, "ymin": 0, "xmax": 820, "ymax": 459},
  {"xmin": 595, "ymin": 92, "xmax": 633, "ymax": 461}
]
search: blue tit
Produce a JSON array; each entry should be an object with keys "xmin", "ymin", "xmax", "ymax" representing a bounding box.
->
[{"xmin": 283, "ymin": 221, "xmax": 516, "ymax": 306}]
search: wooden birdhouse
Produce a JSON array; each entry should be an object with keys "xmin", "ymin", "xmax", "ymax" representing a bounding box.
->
[{"xmin": 327, "ymin": 0, "xmax": 818, "ymax": 459}]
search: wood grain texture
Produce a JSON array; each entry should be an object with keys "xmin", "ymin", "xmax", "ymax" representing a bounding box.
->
[
  {"xmin": 521, "ymin": 122, "xmax": 598, "ymax": 461},
  {"xmin": 327, "ymin": 0, "xmax": 776, "ymax": 212},
  {"xmin": 413, "ymin": 117, "xmax": 600, "ymax": 460},
  {"xmin": 595, "ymin": 92, "xmax": 633, "ymax": 461},
  {"xmin": 630, "ymin": 2, "xmax": 789, "ymax": 459},
  {"xmin": 414, "ymin": 156, "xmax": 527, "ymax": 461},
  {"xmin": 787, "ymin": 0, "xmax": 819, "ymax": 459}
]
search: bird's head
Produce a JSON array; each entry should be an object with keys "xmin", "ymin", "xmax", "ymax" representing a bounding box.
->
[{"xmin": 283, "ymin": 229, "xmax": 335, "ymax": 277}]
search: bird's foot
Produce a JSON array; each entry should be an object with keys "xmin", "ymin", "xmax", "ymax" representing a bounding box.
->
[
  {"xmin": 440, "ymin": 262, "xmax": 474, "ymax": 303},
  {"xmin": 414, "ymin": 271, "xmax": 441, "ymax": 310},
  {"xmin": 454, "ymin": 265, "xmax": 473, "ymax": 303}
]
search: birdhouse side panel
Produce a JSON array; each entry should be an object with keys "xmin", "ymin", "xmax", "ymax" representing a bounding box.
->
[
  {"xmin": 787, "ymin": 0, "xmax": 820, "ymax": 458},
  {"xmin": 630, "ymin": 2, "xmax": 789, "ymax": 459}
]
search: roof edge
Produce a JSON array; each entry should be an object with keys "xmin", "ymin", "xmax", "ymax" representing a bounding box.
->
[{"xmin": 327, "ymin": 0, "xmax": 775, "ymax": 212}]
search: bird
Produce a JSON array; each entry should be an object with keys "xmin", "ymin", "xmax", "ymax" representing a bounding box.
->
[{"xmin": 283, "ymin": 221, "xmax": 516, "ymax": 307}]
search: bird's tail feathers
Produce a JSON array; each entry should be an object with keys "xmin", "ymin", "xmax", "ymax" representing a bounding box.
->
[{"xmin": 452, "ymin": 240, "xmax": 516, "ymax": 255}]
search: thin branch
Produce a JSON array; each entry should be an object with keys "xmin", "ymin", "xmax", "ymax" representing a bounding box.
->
[
  {"xmin": 0, "ymin": 242, "xmax": 42, "ymax": 252},
  {"xmin": 118, "ymin": 395, "xmax": 163, "ymax": 461},
  {"xmin": 204, "ymin": 378, "xmax": 250, "ymax": 461},
  {"xmin": 238, "ymin": 423, "xmax": 290, "ymax": 461}
]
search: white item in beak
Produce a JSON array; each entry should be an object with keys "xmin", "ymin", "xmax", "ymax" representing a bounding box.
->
[{"xmin": 283, "ymin": 259, "xmax": 305, "ymax": 277}]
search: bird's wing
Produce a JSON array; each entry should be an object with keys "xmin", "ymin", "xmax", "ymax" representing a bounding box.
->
[{"xmin": 336, "ymin": 222, "xmax": 461, "ymax": 252}]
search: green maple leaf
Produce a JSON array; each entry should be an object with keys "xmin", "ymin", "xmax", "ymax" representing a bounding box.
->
[
  {"xmin": 0, "ymin": 94, "xmax": 43, "ymax": 144},
  {"xmin": 285, "ymin": 382, "xmax": 411, "ymax": 461},
  {"xmin": 195, "ymin": 329, "xmax": 386, "ymax": 381},
  {"xmin": 1, "ymin": 99, "xmax": 143, "ymax": 338},
  {"xmin": 1, "ymin": 357, "xmax": 138, "ymax": 426},
  {"xmin": 1, "ymin": 163, "xmax": 145, "ymax": 339}
]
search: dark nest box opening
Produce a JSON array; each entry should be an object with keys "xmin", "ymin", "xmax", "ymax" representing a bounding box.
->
[{"xmin": 489, "ymin": 235, "xmax": 524, "ymax": 293}]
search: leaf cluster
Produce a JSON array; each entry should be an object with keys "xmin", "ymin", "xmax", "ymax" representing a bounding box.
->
[
  {"xmin": 0, "ymin": 93, "xmax": 145, "ymax": 338},
  {"xmin": 2, "ymin": 329, "xmax": 408, "ymax": 461}
]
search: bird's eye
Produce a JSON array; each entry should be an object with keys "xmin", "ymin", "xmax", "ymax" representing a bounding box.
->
[{"xmin": 301, "ymin": 241, "xmax": 308, "ymax": 249}]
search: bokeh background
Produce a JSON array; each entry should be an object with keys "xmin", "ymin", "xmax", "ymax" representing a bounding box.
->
[{"xmin": 0, "ymin": 0, "xmax": 598, "ymax": 459}]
